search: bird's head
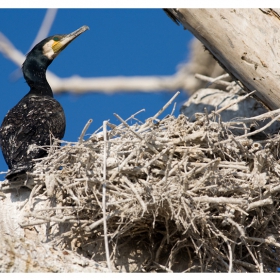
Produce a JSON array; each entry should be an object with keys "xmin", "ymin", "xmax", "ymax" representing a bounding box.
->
[
  {"xmin": 22, "ymin": 25, "xmax": 89, "ymax": 92},
  {"xmin": 41, "ymin": 25, "xmax": 89, "ymax": 60}
]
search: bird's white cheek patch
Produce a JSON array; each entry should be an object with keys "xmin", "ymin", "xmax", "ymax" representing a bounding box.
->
[{"xmin": 42, "ymin": 40, "xmax": 56, "ymax": 60}]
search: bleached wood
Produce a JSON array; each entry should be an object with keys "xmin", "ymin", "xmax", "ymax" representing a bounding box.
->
[
  {"xmin": 29, "ymin": 9, "xmax": 57, "ymax": 51},
  {"xmin": 0, "ymin": 32, "xmax": 189, "ymax": 94},
  {"xmin": 102, "ymin": 121, "xmax": 112, "ymax": 272},
  {"xmin": 169, "ymin": 8, "xmax": 280, "ymax": 110}
]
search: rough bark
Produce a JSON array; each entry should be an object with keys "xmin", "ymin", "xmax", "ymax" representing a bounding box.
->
[{"xmin": 167, "ymin": 8, "xmax": 280, "ymax": 110}]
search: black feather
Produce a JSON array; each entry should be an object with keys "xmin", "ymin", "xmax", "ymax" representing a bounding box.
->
[{"xmin": 0, "ymin": 26, "xmax": 88, "ymax": 180}]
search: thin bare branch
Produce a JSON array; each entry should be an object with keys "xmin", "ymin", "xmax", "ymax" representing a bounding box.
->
[
  {"xmin": 102, "ymin": 121, "xmax": 112, "ymax": 272},
  {"xmin": 29, "ymin": 9, "xmax": 57, "ymax": 51}
]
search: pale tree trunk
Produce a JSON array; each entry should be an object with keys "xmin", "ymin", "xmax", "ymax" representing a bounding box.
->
[{"xmin": 167, "ymin": 8, "xmax": 280, "ymax": 110}]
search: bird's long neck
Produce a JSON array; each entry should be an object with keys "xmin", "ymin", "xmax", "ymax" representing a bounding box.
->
[{"xmin": 22, "ymin": 54, "xmax": 53, "ymax": 97}]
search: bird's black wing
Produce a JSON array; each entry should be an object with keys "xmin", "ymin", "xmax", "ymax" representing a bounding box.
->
[{"xmin": 0, "ymin": 95, "xmax": 66, "ymax": 178}]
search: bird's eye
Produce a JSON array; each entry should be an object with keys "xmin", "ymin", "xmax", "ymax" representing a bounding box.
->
[{"xmin": 53, "ymin": 36, "xmax": 59, "ymax": 42}]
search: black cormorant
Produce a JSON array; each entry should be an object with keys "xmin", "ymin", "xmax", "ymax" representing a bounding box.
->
[{"xmin": 0, "ymin": 25, "xmax": 89, "ymax": 180}]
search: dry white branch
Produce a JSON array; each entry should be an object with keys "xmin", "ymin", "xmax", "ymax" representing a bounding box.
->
[
  {"xmin": 195, "ymin": 73, "xmax": 231, "ymax": 87},
  {"xmin": 121, "ymin": 176, "xmax": 147, "ymax": 214},
  {"xmin": 0, "ymin": 32, "xmax": 192, "ymax": 95},
  {"xmin": 79, "ymin": 118, "xmax": 92, "ymax": 143},
  {"xmin": 29, "ymin": 9, "xmax": 57, "ymax": 51},
  {"xmin": 102, "ymin": 121, "xmax": 112, "ymax": 272},
  {"xmin": 246, "ymin": 198, "xmax": 273, "ymax": 211},
  {"xmin": 169, "ymin": 8, "xmax": 280, "ymax": 109},
  {"xmin": 213, "ymin": 90, "xmax": 256, "ymax": 116},
  {"xmin": 192, "ymin": 197, "xmax": 246, "ymax": 205}
]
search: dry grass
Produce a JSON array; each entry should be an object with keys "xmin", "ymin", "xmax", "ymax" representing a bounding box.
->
[{"xmin": 3, "ymin": 90, "xmax": 280, "ymax": 272}]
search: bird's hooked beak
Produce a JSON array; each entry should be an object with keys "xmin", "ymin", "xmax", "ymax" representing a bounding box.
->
[{"xmin": 52, "ymin": 25, "xmax": 89, "ymax": 54}]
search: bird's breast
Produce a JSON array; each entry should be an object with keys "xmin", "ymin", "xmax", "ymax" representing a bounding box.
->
[{"xmin": 0, "ymin": 95, "xmax": 66, "ymax": 141}]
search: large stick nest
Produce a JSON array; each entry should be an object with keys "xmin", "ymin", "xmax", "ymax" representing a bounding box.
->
[{"xmin": 3, "ymin": 91, "xmax": 280, "ymax": 272}]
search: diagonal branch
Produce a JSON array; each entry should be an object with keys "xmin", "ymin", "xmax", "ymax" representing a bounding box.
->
[{"xmin": 29, "ymin": 9, "xmax": 58, "ymax": 51}]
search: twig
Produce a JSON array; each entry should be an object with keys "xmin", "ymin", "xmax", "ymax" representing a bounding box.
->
[
  {"xmin": 195, "ymin": 73, "xmax": 231, "ymax": 87},
  {"xmin": 192, "ymin": 196, "xmax": 246, "ymax": 205},
  {"xmin": 79, "ymin": 119, "xmax": 93, "ymax": 143},
  {"xmin": 121, "ymin": 176, "xmax": 147, "ymax": 215},
  {"xmin": 102, "ymin": 121, "xmax": 112, "ymax": 272},
  {"xmin": 257, "ymin": 248, "xmax": 264, "ymax": 273},
  {"xmin": 170, "ymin": 101, "xmax": 177, "ymax": 116},
  {"xmin": 153, "ymin": 262, "xmax": 173, "ymax": 273},
  {"xmin": 226, "ymin": 240, "xmax": 233, "ymax": 273},
  {"xmin": 150, "ymin": 91, "xmax": 180, "ymax": 121},
  {"xmin": 109, "ymin": 149, "xmax": 138, "ymax": 181},
  {"xmin": 29, "ymin": 9, "xmax": 57, "ymax": 51},
  {"xmin": 216, "ymin": 112, "xmax": 280, "ymax": 146},
  {"xmin": 233, "ymin": 260, "xmax": 257, "ymax": 271},
  {"xmin": 114, "ymin": 113, "xmax": 159, "ymax": 155},
  {"xmin": 138, "ymin": 91, "xmax": 180, "ymax": 133},
  {"xmin": 246, "ymin": 198, "xmax": 273, "ymax": 211},
  {"xmin": 85, "ymin": 217, "xmax": 107, "ymax": 231},
  {"xmin": 227, "ymin": 107, "xmax": 280, "ymax": 124},
  {"xmin": 212, "ymin": 90, "xmax": 255, "ymax": 116}
]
